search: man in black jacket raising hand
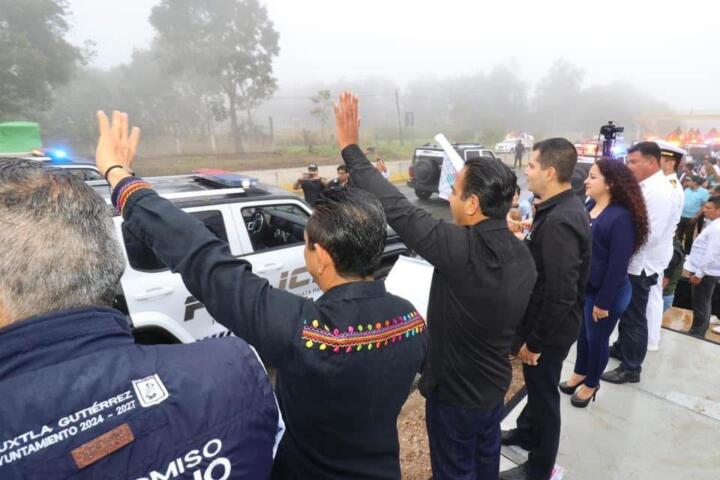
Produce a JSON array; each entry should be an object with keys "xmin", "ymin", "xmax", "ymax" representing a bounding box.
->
[{"xmin": 334, "ymin": 92, "xmax": 537, "ymax": 480}]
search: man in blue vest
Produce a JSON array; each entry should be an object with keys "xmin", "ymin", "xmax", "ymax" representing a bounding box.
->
[{"xmin": 0, "ymin": 159, "xmax": 283, "ymax": 479}]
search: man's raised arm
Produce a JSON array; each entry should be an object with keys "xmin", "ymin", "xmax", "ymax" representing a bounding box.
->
[
  {"xmin": 95, "ymin": 111, "xmax": 308, "ymax": 366},
  {"xmin": 333, "ymin": 93, "xmax": 468, "ymax": 272}
]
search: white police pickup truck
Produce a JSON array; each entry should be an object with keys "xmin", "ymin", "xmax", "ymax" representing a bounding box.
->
[{"xmin": 97, "ymin": 171, "xmax": 410, "ymax": 345}]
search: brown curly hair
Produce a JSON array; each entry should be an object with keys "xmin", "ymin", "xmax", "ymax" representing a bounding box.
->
[{"xmin": 595, "ymin": 159, "xmax": 649, "ymax": 252}]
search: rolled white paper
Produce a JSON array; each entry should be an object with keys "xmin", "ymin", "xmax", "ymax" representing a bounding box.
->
[{"xmin": 434, "ymin": 133, "xmax": 465, "ymax": 172}]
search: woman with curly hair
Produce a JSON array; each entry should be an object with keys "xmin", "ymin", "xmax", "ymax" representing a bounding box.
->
[{"xmin": 559, "ymin": 159, "xmax": 648, "ymax": 407}]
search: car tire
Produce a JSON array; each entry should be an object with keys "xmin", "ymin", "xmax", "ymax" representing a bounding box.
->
[
  {"xmin": 132, "ymin": 327, "xmax": 181, "ymax": 345},
  {"xmin": 415, "ymin": 189, "xmax": 432, "ymax": 201}
]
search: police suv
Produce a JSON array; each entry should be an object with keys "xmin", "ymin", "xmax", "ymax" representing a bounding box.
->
[
  {"xmin": 1, "ymin": 149, "xmax": 106, "ymax": 182},
  {"xmin": 407, "ymin": 143, "xmax": 497, "ymax": 200},
  {"xmin": 96, "ymin": 170, "xmax": 410, "ymax": 345}
]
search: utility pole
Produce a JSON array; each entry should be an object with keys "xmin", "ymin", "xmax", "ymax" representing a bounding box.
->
[{"xmin": 395, "ymin": 89, "xmax": 404, "ymax": 146}]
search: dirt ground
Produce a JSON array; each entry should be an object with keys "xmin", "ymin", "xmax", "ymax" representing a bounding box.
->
[{"xmin": 398, "ymin": 358, "xmax": 525, "ymax": 479}]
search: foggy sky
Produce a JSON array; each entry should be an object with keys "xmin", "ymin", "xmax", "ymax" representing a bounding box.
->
[{"xmin": 66, "ymin": 0, "xmax": 720, "ymax": 110}]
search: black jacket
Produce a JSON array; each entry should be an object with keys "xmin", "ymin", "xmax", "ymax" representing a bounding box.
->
[
  {"xmin": 342, "ymin": 144, "xmax": 537, "ymax": 410},
  {"xmin": 520, "ymin": 189, "xmax": 591, "ymax": 353},
  {"xmin": 119, "ymin": 180, "xmax": 427, "ymax": 480},
  {"xmin": 0, "ymin": 308, "xmax": 281, "ymax": 479}
]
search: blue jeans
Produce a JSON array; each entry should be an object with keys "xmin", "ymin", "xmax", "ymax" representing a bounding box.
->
[
  {"xmin": 426, "ymin": 393, "xmax": 503, "ymax": 480},
  {"xmin": 613, "ymin": 272, "xmax": 658, "ymax": 374},
  {"xmin": 663, "ymin": 294, "xmax": 674, "ymax": 313},
  {"xmin": 574, "ymin": 280, "xmax": 632, "ymax": 387}
]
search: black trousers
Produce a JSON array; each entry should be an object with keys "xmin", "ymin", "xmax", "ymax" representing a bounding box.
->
[
  {"xmin": 512, "ymin": 346, "xmax": 570, "ymax": 480},
  {"xmin": 513, "ymin": 153, "xmax": 523, "ymax": 169},
  {"xmin": 613, "ymin": 272, "xmax": 657, "ymax": 374},
  {"xmin": 690, "ymin": 275, "xmax": 720, "ymax": 336},
  {"xmin": 677, "ymin": 217, "xmax": 697, "ymax": 253}
]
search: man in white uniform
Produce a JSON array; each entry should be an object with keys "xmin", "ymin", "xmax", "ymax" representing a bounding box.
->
[
  {"xmin": 647, "ymin": 144, "xmax": 686, "ymax": 351},
  {"xmin": 603, "ymin": 142, "xmax": 676, "ymax": 384}
]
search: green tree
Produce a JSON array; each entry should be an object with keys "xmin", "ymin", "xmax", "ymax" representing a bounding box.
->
[
  {"xmin": 150, "ymin": 0, "xmax": 280, "ymax": 153},
  {"xmin": 0, "ymin": 31, "xmax": 50, "ymax": 118},
  {"xmin": 0, "ymin": 0, "xmax": 89, "ymax": 118}
]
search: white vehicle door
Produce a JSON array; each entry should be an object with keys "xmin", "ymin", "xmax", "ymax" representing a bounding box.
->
[
  {"xmin": 117, "ymin": 204, "xmax": 243, "ymax": 342},
  {"xmin": 229, "ymin": 199, "xmax": 321, "ymax": 300}
]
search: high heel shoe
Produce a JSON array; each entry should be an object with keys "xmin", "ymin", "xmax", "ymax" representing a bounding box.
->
[
  {"xmin": 570, "ymin": 386, "xmax": 599, "ymax": 408},
  {"xmin": 558, "ymin": 380, "xmax": 582, "ymax": 395}
]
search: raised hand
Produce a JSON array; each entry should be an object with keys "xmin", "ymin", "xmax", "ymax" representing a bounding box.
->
[
  {"xmin": 96, "ymin": 111, "xmax": 141, "ymax": 187},
  {"xmin": 333, "ymin": 92, "xmax": 360, "ymax": 151}
]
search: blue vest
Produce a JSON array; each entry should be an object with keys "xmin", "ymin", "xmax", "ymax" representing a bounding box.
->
[{"xmin": 0, "ymin": 307, "xmax": 282, "ymax": 479}]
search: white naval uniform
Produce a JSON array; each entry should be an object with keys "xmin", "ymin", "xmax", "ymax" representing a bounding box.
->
[{"xmin": 647, "ymin": 172, "xmax": 684, "ymax": 349}]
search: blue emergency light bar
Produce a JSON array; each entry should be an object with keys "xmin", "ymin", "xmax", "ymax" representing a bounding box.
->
[{"xmin": 193, "ymin": 169, "xmax": 258, "ymax": 189}]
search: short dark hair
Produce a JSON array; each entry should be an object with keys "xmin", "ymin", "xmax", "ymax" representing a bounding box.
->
[
  {"xmin": 462, "ymin": 157, "xmax": 517, "ymax": 218},
  {"xmin": 707, "ymin": 196, "xmax": 720, "ymax": 209},
  {"xmin": 663, "ymin": 155, "xmax": 680, "ymax": 173},
  {"xmin": 532, "ymin": 138, "xmax": 577, "ymax": 183},
  {"xmin": 627, "ymin": 142, "xmax": 661, "ymax": 163},
  {"xmin": 305, "ymin": 188, "xmax": 386, "ymax": 278},
  {"xmin": 337, "ymin": 165, "xmax": 348, "ymax": 173},
  {"xmin": 690, "ymin": 175, "xmax": 704, "ymax": 185}
]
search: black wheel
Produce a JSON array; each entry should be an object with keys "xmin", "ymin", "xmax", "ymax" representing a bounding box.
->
[
  {"xmin": 415, "ymin": 189, "xmax": 432, "ymax": 200},
  {"xmin": 132, "ymin": 327, "xmax": 180, "ymax": 345}
]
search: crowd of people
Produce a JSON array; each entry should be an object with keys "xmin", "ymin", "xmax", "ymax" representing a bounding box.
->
[
  {"xmin": 294, "ymin": 148, "xmax": 388, "ymax": 207},
  {"xmin": 0, "ymin": 92, "xmax": 717, "ymax": 480}
]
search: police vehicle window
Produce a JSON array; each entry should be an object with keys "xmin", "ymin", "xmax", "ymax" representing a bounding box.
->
[
  {"xmin": 66, "ymin": 168, "xmax": 103, "ymax": 181},
  {"xmin": 465, "ymin": 150, "xmax": 481, "ymax": 161},
  {"xmin": 82, "ymin": 169, "xmax": 103, "ymax": 181},
  {"xmin": 242, "ymin": 204, "xmax": 309, "ymax": 252},
  {"xmin": 124, "ymin": 210, "xmax": 229, "ymax": 271}
]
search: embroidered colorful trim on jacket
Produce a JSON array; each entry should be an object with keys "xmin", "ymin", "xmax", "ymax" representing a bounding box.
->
[
  {"xmin": 113, "ymin": 178, "xmax": 152, "ymax": 216},
  {"xmin": 302, "ymin": 312, "xmax": 425, "ymax": 353}
]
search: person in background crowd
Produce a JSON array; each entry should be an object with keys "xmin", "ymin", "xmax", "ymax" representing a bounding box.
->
[
  {"xmin": 508, "ymin": 185, "xmax": 533, "ymax": 240},
  {"xmin": 326, "ymin": 164, "xmax": 351, "ymax": 190},
  {"xmin": 701, "ymin": 187, "xmax": 720, "ymax": 238},
  {"xmin": 514, "ymin": 185, "xmax": 534, "ymax": 221},
  {"xmin": 501, "ymin": 138, "xmax": 591, "ymax": 480},
  {"xmin": 294, "ymin": 163, "xmax": 327, "ymax": 206},
  {"xmin": 702, "ymin": 156, "xmax": 720, "ymax": 187},
  {"xmin": 662, "ymin": 238, "xmax": 685, "ymax": 312},
  {"xmin": 647, "ymin": 149, "xmax": 685, "ymax": 351},
  {"xmin": 514, "ymin": 139, "xmax": 526, "ymax": 170},
  {"xmin": 679, "ymin": 163, "xmax": 694, "ymax": 186},
  {"xmin": 683, "ymin": 196, "xmax": 720, "ymax": 338},
  {"xmin": 604, "ymin": 142, "xmax": 675, "ymax": 384},
  {"xmin": 559, "ymin": 160, "xmax": 648, "ymax": 408},
  {"xmin": 375, "ymin": 157, "xmax": 390, "ymax": 179},
  {"xmin": 677, "ymin": 175, "xmax": 709, "ymax": 253},
  {"xmin": 0, "ymin": 158, "xmax": 282, "ymax": 479},
  {"xmin": 96, "ymin": 111, "xmax": 427, "ymax": 480},
  {"xmin": 335, "ymin": 92, "xmax": 537, "ymax": 480}
]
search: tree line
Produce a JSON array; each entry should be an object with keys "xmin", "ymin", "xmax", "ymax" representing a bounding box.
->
[{"xmin": 1, "ymin": 0, "xmax": 670, "ymax": 155}]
